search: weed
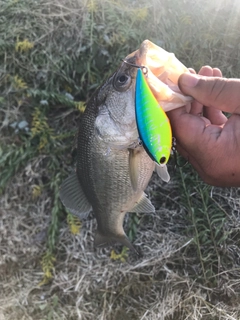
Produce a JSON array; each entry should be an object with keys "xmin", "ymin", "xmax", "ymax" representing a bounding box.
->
[
  {"xmin": 0, "ymin": 140, "xmax": 36, "ymax": 194},
  {"xmin": 128, "ymin": 213, "xmax": 140, "ymax": 242},
  {"xmin": 178, "ymin": 163, "xmax": 227, "ymax": 285}
]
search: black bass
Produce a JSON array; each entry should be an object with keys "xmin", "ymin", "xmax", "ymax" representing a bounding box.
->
[{"xmin": 59, "ymin": 40, "xmax": 191, "ymax": 252}]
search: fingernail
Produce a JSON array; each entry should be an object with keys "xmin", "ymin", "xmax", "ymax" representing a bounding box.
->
[{"xmin": 180, "ymin": 73, "xmax": 199, "ymax": 88}]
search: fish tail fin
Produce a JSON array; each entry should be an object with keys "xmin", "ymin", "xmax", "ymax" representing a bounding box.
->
[{"xmin": 94, "ymin": 230, "xmax": 138, "ymax": 254}]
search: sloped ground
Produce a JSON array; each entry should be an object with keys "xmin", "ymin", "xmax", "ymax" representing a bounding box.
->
[{"xmin": 1, "ymin": 169, "xmax": 240, "ymax": 319}]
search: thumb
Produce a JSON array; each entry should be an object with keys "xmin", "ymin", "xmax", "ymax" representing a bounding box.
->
[{"xmin": 178, "ymin": 73, "xmax": 240, "ymax": 114}]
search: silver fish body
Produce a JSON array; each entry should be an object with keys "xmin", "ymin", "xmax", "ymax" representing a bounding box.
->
[{"xmin": 60, "ymin": 52, "xmax": 168, "ymax": 251}]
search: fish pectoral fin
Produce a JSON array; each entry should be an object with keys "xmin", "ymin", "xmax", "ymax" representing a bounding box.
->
[
  {"xmin": 59, "ymin": 171, "xmax": 92, "ymax": 218},
  {"xmin": 129, "ymin": 148, "xmax": 142, "ymax": 191},
  {"xmin": 94, "ymin": 230, "xmax": 137, "ymax": 253},
  {"xmin": 130, "ymin": 193, "xmax": 155, "ymax": 213},
  {"xmin": 155, "ymin": 164, "xmax": 170, "ymax": 182}
]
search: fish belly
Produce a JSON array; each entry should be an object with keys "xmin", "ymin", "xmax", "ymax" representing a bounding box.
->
[{"xmin": 77, "ymin": 133, "xmax": 154, "ymax": 235}]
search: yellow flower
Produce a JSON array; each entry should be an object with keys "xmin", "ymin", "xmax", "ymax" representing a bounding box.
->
[
  {"xmin": 67, "ymin": 213, "xmax": 81, "ymax": 235},
  {"xmin": 38, "ymin": 136, "xmax": 48, "ymax": 151},
  {"xmin": 13, "ymin": 75, "xmax": 27, "ymax": 90},
  {"xmin": 15, "ymin": 39, "xmax": 34, "ymax": 53},
  {"xmin": 32, "ymin": 185, "xmax": 41, "ymax": 199},
  {"xmin": 38, "ymin": 252, "xmax": 56, "ymax": 286},
  {"xmin": 31, "ymin": 108, "xmax": 55, "ymax": 151},
  {"xmin": 110, "ymin": 247, "xmax": 129, "ymax": 262},
  {"xmin": 64, "ymin": 85, "xmax": 72, "ymax": 93},
  {"xmin": 87, "ymin": 0, "xmax": 98, "ymax": 12},
  {"xmin": 75, "ymin": 101, "xmax": 86, "ymax": 113},
  {"xmin": 135, "ymin": 8, "xmax": 148, "ymax": 21}
]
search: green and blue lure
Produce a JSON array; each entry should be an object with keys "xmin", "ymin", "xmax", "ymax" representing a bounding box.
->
[{"xmin": 135, "ymin": 68, "xmax": 172, "ymax": 165}]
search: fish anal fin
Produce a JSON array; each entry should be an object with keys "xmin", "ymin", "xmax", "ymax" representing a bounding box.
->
[
  {"xmin": 155, "ymin": 164, "xmax": 170, "ymax": 182},
  {"xmin": 130, "ymin": 193, "xmax": 155, "ymax": 213},
  {"xmin": 59, "ymin": 171, "xmax": 92, "ymax": 219}
]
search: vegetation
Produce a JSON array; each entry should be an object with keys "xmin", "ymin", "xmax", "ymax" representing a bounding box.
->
[{"xmin": 1, "ymin": 0, "xmax": 240, "ymax": 319}]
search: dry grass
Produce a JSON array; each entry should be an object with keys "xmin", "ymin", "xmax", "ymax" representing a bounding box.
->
[{"xmin": 1, "ymin": 170, "xmax": 240, "ymax": 320}]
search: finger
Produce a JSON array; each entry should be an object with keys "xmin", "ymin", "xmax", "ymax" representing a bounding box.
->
[
  {"xmin": 189, "ymin": 66, "xmax": 214, "ymax": 116},
  {"xmin": 198, "ymin": 65, "xmax": 214, "ymax": 76},
  {"xmin": 178, "ymin": 73, "xmax": 240, "ymax": 114},
  {"xmin": 168, "ymin": 103, "xmax": 233, "ymax": 186},
  {"xmin": 203, "ymin": 68, "xmax": 228, "ymax": 124},
  {"xmin": 168, "ymin": 107, "xmax": 208, "ymax": 148},
  {"xmin": 203, "ymin": 107, "xmax": 227, "ymax": 125},
  {"xmin": 213, "ymin": 68, "xmax": 222, "ymax": 77},
  {"xmin": 181, "ymin": 69, "xmax": 195, "ymax": 113},
  {"xmin": 189, "ymin": 68, "xmax": 196, "ymax": 74},
  {"xmin": 189, "ymin": 99, "xmax": 203, "ymax": 116}
]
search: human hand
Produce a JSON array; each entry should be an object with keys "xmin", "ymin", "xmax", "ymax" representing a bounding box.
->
[{"xmin": 168, "ymin": 66, "xmax": 240, "ymax": 187}]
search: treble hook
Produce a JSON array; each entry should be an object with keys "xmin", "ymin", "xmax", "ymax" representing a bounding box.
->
[
  {"xmin": 172, "ymin": 137, "xmax": 188, "ymax": 169},
  {"xmin": 122, "ymin": 60, "xmax": 148, "ymax": 76}
]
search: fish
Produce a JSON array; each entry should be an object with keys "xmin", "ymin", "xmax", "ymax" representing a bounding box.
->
[{"xmin": 60, "ymin": 40, "xmax": 191, "ymax": 252}]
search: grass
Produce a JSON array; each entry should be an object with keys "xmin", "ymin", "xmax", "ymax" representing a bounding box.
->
[
  {"xmin": 178, "ymin": 165, "xmax": 227, "ymax": 284},
  {"xmin": 1, "ymin": 0, "xmax": 240, "ymax": 319}
]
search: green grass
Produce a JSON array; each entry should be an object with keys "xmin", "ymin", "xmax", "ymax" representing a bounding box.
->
[
  {"xmin": 178, "ymin": 164, "xmax": 228, "ymax": 284},
  {"xmin": 1, "ymin": 0, "xmax": 240, "ymax": 319}
]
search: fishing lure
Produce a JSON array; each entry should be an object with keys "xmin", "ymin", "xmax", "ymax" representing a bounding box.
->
[{"xmin": 135, "ymin": 67, "xmax": 172, "ymax": 165}]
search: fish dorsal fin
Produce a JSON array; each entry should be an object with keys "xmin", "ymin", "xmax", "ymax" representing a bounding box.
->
[
  {"xmin": 59, "ymin": 171, "xmax": 92, "ymax": 218},
  {"xmin": 130, "ymin": 193, "xmax": 155, "ymax": 213},
  {"xmin": 155, "ymin": 164, "xmax": 170, "ymax": 182}
]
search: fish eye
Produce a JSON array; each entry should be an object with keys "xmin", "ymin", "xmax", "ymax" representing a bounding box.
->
[
  {"xmin": 159, "ymin": 156, "xmax": 167, "ymax": 165},
  {"xmin": 118, "ymin": 74, "xmax": 129, "ymax": 84},
  {"xmin": 113, "ymin": 72, "xmax": 131, "ymax": 92}
]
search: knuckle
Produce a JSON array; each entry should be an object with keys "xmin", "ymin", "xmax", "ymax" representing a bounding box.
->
[{"xmin": 208, "ymin": 78, "xmax": 227, "ymax": 105}]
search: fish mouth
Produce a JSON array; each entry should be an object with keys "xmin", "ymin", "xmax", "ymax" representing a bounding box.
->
[
  {"xmin": 124, "ymin": 40, "xmax": 192, "ymax": 111},
  {"xmin": 95, "ymin": 40, "xmax": 192, "ymax": 150}
]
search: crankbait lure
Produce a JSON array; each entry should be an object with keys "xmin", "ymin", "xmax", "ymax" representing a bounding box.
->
[{"xmin": 135, "ymin": 68, "xmax": 172, "ymax": 165}]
